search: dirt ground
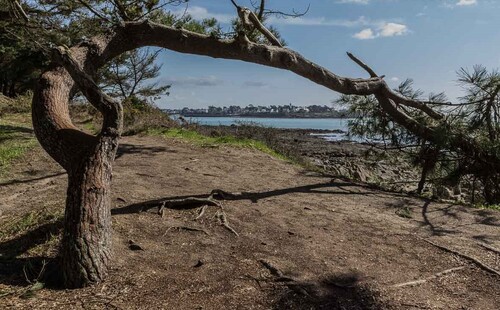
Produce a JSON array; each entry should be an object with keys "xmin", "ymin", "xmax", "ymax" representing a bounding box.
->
[{"xmin": 0, "ymin": 134, "xmax": 499, "ymax": 309}]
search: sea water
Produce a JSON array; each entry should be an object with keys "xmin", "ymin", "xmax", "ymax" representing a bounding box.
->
[{"xmin": 178, "ymin": 116, "xmax": 360, "ymax": 142}]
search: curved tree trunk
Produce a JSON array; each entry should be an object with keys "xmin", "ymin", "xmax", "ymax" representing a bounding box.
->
[
  {"xmin": 61, "ymin": 136, "xmax": 117, "ymax": 287},
  {"xmin": 33, "ymin": 47, "xmax": 122, "ymax": 287}
]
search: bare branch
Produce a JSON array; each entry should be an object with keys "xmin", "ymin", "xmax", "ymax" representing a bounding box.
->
[
  {"xmin": 245, "ymin": 8, "xmax": 282, "ymax": 47},
  {"xmin": 11, "ymin": 0, "xmax": 29, "ymax": 22},
  {"xmin": 75, "ymin": 0, "xmax": 112, "ymax": 24},
  {"xmin": 347, "ymin": 52, "xmax": 378, "ymax": 78},
  {"xmin": 347, "ymin": 52, "xmax": 444, "ymax": 120},
  {"xmin": 258, "ymin": 0, "xmax": 265, "ymax": 20},
  {"xmin": 230, "ymin": 0, "xmax": 239, "ymax": 9}
]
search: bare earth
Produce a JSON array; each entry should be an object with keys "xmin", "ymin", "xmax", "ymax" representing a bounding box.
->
[{"xmin": 0, "ymin": 135, "xmax": 499, "ymax": 309}]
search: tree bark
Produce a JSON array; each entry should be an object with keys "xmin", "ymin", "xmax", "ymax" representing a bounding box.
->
[
  {"xmin": 33, "ymin": 45, "xmax": 122, "ymax": 287},
  {"xmin": 61, "ymin": 135, "xmax": 117, "ymax": 287}
]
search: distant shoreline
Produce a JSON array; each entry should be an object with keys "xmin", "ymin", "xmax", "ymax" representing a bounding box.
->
[
  {"xmin": 177, "ymin": 114, "xmax": 351, "ymax": 119},
  {"xmin": 199, "ymin": 124, "xmax": 346, "ymax": 134}
]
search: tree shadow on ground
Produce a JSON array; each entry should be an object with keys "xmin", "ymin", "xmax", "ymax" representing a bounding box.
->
[
  {"xmin": 0, "ymin": 125, "xmax": 33, "ymax": 135},
  {"xmin": 299, "ymin": 170, "xmax": 413, "ymax": 199},
  {"xmin": 0, "ymin": 172, "xmax": 66, "ymax": 187},
  {"xmin": 0, "ymin": 125, "xmax": 34, "ymax": 144},
  {"xmin": 115, "ymin": 143, "xmax": 176, "ymax": 159},
  {"xmin": 0, "ymin": 220, "xmax": 63, "ymax": 287},
  {"xmin": 112, "ymin": 180, "xmax": 377, "ymax": 215},
  {"xmin": 271, "ymin": 272, "xmax": 385, "ymax": 310},
  {"xmin": 384, "ymin": 199, "xmax": 500, "ymax": 239}
]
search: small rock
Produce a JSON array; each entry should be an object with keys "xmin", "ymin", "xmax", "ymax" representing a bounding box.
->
[
  {"xmin": 193, "ymin": 260, "xmax": 204, "ymax": 268},
  {"xmin": 128, "ymin": 240, "xmax": 144, "ymax": 251}
]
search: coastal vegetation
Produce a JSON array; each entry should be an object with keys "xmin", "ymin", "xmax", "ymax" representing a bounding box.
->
[{"xmin": 169, "ymin": 103, "xmax": 354, "ymax": 118}]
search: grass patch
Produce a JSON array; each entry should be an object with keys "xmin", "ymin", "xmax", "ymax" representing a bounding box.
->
[
  {"xmin": 0, "ymin": 208, "xmax": 63, "ymax": 241},
  {"xmin": 148, "ymin": 128, "xmax": 289, "ymax": 160},
  {"xmin": 0, "ymin": 116, "xmax": 36, "ymax": 175},
  {"xmin": 0, "ymin": 93, "xmax": 32, "ymax": 115},
  {"xmin": 0, "ymin": 207, "xmax": 63, "ymax": 259},
  {"xmin": 395, "ymin": 206, "xmax": 413, "ymax": 218},
  {"xmin": 473, "ymin": 203, "xmax": 500, "ymax": 211}
]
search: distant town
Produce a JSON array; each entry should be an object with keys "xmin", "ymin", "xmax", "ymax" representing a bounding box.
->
[{"xmin": 164, "ymin": 104, "xmax": 356, "ymax": 118}]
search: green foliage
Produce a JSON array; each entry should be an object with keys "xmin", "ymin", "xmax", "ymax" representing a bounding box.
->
[
  {"xmin": 457, "ymin": 65, "xmax": 500, "ymax": 142},
  {"xmin": 0, "ymin": 25, "xmax": 48, "ymax": 97},
  {"xmin": 337, "ymin": 69, "xmax": 500, "ymax": 204},
  {"xmin": 99, "ymin": 48, "xmax": 170, "ymax": 102},
  {"xmin": 336, "ymin": 79, "xmax": 442, "ymax": 146}
]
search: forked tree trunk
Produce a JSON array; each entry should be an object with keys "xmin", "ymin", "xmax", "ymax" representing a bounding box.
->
[
  {"xmin": 60, "ymin": 136, "xmax": 118, "ymax": 287},
  {"xmin": 33, "ymin": 49, "xmax": 122, "ymax": 287}
]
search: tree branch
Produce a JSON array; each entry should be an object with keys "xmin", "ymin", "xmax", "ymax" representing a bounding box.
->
[
  {"xmin": 33, "ymin": 20, "xmax": 500, "ymax": 174},
  {"xmin": 52, "ymin": 46, "xmax": 122, "ymax": 137},
  {"xmin": 347, "ymin": 52, "xmax": 444, "ymax": 120}
]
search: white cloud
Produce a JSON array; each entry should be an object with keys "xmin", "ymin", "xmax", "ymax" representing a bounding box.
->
[
  {"xmin": 173, "ymin": 6, "xmax": 233, "ymax": 23},
  {"xmin": 353, "ymin": 28, "xmax": 376, "ymax": 39},
  {"xmin": 379, "ymin": 23, "xmax": 408, "ymax": 37},
  {"xmin": 337, "ymin": 0, "xmax": 370, "ymax": 4},
  {"xmin": 174, "ymin": 5, "xmax": 409, "ymax": 41},
  {"xmin": 177, "ymin": 6, "xmax": 397, "ymax": 31},
  {"xmin": 162, "ymin": 76, "xmax": 223, "ymax": 87},
  {"xmin": 353, "ymin": 23, "xmax": 409, "ymax": 39},
  {"xmin": 268, "ymin": 15, "xmax": 372, "ymax": 27},
  {"xmin": 390, "ymin": 77, "xmax": 400, "ymax": 82},
  {"xmin": 243, "ymin": 81, "xmax": 269, "ymax": 88},
  {"xmin": 457, "ymin": 0, "xmax": 477, "ymax": 6}
]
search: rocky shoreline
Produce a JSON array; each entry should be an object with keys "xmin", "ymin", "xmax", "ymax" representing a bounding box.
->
[{"xmin": 197, "ymin": 125, "xmax": 422, "ymax": 194}]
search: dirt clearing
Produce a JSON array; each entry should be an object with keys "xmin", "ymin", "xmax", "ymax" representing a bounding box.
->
[{"xmin": 0, "ymin": 135, "xmax": 499, "ymax": 309}]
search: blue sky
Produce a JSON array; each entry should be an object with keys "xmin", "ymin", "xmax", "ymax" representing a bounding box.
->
[{"xmin": 156, "ymin": 0, "xmax": 500, "ymax": 109}]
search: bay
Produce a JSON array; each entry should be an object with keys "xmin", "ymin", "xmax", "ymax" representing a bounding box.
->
[
  {"xmin": 181, "ymin": 116, "xmax": 352, "ymax": 131},
  {"xmin": 178, "ymin": 116, "xmax": 357, "ymax": 142}
]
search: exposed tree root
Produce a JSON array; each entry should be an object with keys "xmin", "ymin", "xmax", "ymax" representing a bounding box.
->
[
  {"xmin": 157, "ymin": 189, "xmax": 239, "ymax": 236},
  {"xmin": 259, "ymin": 259, "xmax": 311, "ymax": 296},
  {"xmin": 195, "ymin": 205, "xmax": 208, "ymax": 220},
  {"xmin": 260, "ymin": 259, "xmax": 285, "ymax": 278},
  {"xmin": 164, "ymin": 226, "xmax": 209, "ymax": 235},
  {"xmin": 389, "ymin": 266, "xmax": 466, "ymax": 288},
  {"xmin": 215, "ymin": 210, "xmax": 239, "ymax": 236},
  {"xmin": 419, "ymin": 238, "xmax": 500, "ymax": 277},
  {"xmin": 478, "ymin": 243, "xmax": 500, "ymax": 256}
]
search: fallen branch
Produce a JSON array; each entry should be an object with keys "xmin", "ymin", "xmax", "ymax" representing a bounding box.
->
[
  {"xmin": 389, "ymin": 266, "xmax": 466, "ymax": 288},
  {"xmin": 420, "ymin": 238, "xmax": 500, "ymax": 277}
]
